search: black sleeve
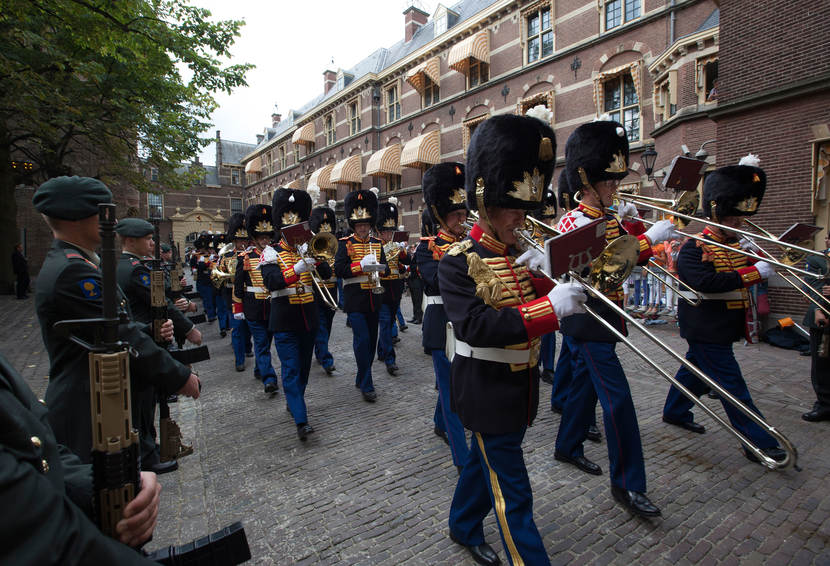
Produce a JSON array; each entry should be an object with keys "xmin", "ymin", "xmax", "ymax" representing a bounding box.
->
[
  {"xmin": 334, "ymin": 241, "xmax": 353, "ymax": 279},
  {"xmin": 416, "ymin": 241, "xmax": 438, "ymax": 290},
  {"xmin": 677, "ymin": 240, "xmax": 743, "ymax": 293}
]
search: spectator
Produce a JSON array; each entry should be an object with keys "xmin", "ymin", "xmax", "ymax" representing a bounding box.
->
[{"xmin": 11, "ymin": 243, "xmax": 29, "ymax": 299}]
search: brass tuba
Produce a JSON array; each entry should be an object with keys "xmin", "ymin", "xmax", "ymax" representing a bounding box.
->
[{"xmin": 210, "ymin": 242, "xmax": 237, "ymax": 289}]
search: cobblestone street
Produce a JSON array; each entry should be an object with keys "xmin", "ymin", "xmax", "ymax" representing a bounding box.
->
[{"xmin": 4, "ymin": 290, "xmax": 829, "ymax": 565}]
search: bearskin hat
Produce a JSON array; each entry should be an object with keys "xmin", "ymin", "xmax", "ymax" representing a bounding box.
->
[
  {"xmin": 557, "ymin": 172, "xmax": 577, "ymax": 212},
  {"xmin": 310, "ymin": 200, "xmax": 337, "ymax": 234},
  {"xmin": 245, "ymin": 204, "xmax": 274, "ymax": 238},
  {"xmin": 421, "ymin": 208, "xmax": 437, "ymax": 237},
  {"xmin": 344, "ymin": 189, "xmax": 378, "ymax": 228},
  {"xmin": 702, "ymin": 156, "xmax": 766, "ymax": 219},
  {"xmin": 272, "ymin": 188, "xmax": 312, "ymax": 230},
  {"xmin": 227, "ymin": 213, "xmax": 247, "ymax": 241},
  {"xmin": 423, "ymin": 162, "xmax": 466, "ymax": 226},
  {"xmin": 564, "ymin": 120, "xmax": 630, "ymax": 194},
  {"xmin": 531, "ymin": 184, "xmax": 557, "ymax": 220},
  {"xmin": 376, "ymin": 197, "xmax": 399, "ymax": 231}
]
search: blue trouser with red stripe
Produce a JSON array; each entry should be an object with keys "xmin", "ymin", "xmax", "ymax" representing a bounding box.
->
[
  {"xmin": 555, "ymin": 339, "xmax": 646, "ymax": 493},
  {"xmin": 432, "ymin": 349, "xmax": 468, "ymax": 466},
  {"xmin": 449, "ymin": 428, "xmax": 550, "ymax": 566}
]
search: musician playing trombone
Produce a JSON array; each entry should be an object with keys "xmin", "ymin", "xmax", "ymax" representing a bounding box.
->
[
  {"xmin": 553, "ymin": 119, "xmax": 678, "ymax": 518},
  {"xmin": 309, "ymin": 198, "xmax": 340, "ymax": 376},
  {"xmin": 661, "ymin": 156, "xmax": 787, "ymax": 463},
  {"xmin": 375, "ymin": 198, "xmax": 410, "ymax": 376}
]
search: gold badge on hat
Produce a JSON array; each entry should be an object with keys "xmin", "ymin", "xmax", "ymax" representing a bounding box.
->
[
  {"xmin": 605, "ymin": 151, "xmax": 627, "ymax": 174},
  {"xmin": 735, "ymin": 197, "xmax": 759, "ymax": 213},
  {"xmin": 319, "ymin": 222, "xmax": 332, "ymax": 233},
  {"xmin": 254, "ymin": 220, "xmax": 274, "ymax": 232},
  {"xmin": 281, "ymin": 212, "xmax": 300, "ymax": 226},
  {"xmin": 509, "ymin": 168, "xmax": 544, "ymax": 202},
  {"xmin": 350, "ymin": 206, "xmax": 370, "ymax": 220},
  {"xmin": 449, "ymin": 187, "xmax": 466, "ymax": 204}
]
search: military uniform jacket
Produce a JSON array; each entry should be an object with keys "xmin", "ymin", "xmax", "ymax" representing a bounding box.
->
[
  {"xmin": 557, "ymin": 203, "xmax": 654, "ymax": 342},
  {"xmin": 417, "ymin": 231, "xmax": 457, "ymax": 351},
  {"xmin": 380, "ymin": 244, "xmax": 410, "ymax": 306},
  {"xmin": 333, "ymin": 235, "xmax": 388, "ymax": 313},
  {"xmin": 116, "ymin": 252, "xmax": 193, "ymax": 343},
  {"xmin": 260, "ymin": 242, "xmax": 331, "ymax": 333},
  {"xmin": 677, "ymin": 228, "xmax": 763, "ymax": 344},
  {"xmin": 233, "ymin": 247, "xmax": 271, "ymax": 322},
  {"xmin": 189, "ymin": 253, "xmax": 212, "ymax": 285},
  {"xmin": 36, "ymin": 240, "xmax": 191, "ymax": 463},
  {"xmin": 438, "ymin": 224, "xmax": 559, "ymax": 434},
  {"xmin": 0, "ymin": 354, "xmax": 156, "ymax": 565}
]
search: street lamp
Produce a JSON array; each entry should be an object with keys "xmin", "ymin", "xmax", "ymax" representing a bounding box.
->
[
  {"xmin": 695, "ymin": 139, "xmax": 717, "ymax": 161},
  {"xmin": 641, "ymin": 145, "xmax": 658, "ymax": 180}
]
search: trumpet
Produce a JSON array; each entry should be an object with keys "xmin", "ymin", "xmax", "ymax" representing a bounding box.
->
[
  {"xmin": 513, "ymin": 226, "xmax": 798, "ymax": 469},
  {"xmin": 300, "ymin": 231, "xmax": 339, "ymax": 310}
]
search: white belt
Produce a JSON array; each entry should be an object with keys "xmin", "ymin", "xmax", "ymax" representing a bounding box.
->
[
  {"xmin": 424, "ymin": 295, "xmax": 443, "ymax": 310},
  {"xmin": 679, "ymin": 290, "xmax": 744, "ymax": 301},
  {"xmin": 246, "ymin": 286, "xmax": 267, "ymax": 294},
  {"xmin": 452, "ymin": 338, "xmax": 532, "ymax": 364},
  {"xmin": 390, "ymin": 268, "xmax": 399, "ymax": 275},
  {"xmin": 270, "ymin": 287, "xmax": 304, "ymax": 298},
  {"xmin": 343, "ymin": 275, "xmax": 369, "ymax": 286}
]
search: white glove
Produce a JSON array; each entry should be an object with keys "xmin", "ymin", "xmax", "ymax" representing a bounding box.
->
[
  {"xmin": 617, "ymin": 202, "xmax": 638, "ymax": 220},
  {"xmin": 298, "ymin": 242, "xmax": 308, "ymax": 255},
  {"xmin": 515, "ymin": 248, "xmax": 546, "ymax": 272},
  {"xmin": 754, "ymin": 261, "xmax": 774, "ymax": 279},
  {"xmin": 233, "ymin": 312, "xmax": 245, "ymax": 320},
  {"xmin": 360, "ymin": 253, "xmax": 378, "ymax": 269},
  {"xmin": 257, "ymin": 245, "xmax": 279, "ymax": 267},
  {"xmin": 739, "ymin": 237, "xmax": 761, "ymax": 252},
  {"xmin": 547, "ymin": 282, "xmax": 587, "ymax": 319},
  {"xmin": 397, "ymin": 241, "xmax": 407, "ymax": 249},
  {"xmin": 572, "ymin": 211, "xmax": 593, "ymax": 229},
  {"xmin": 644, "ymin": 219, "xmax": 678, "ymax": 244},
  {"xmin": 198, "ymin": 256, "xmax": 205, "ymax": 264},
  {"xmin": 293, "ymin": 258, "xmax": 313, "ymax": 274}
]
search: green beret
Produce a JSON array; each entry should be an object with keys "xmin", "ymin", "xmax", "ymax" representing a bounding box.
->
[
  {"xmin": 115, "ymin": 217, "xmax": 154, "ymax": 238},
  {"xmin": 160, "ymin": 243, "xmax": 171, "ymax": 253},
  {"xmin": 33, "ymin": 176, "xmax": 112, "ymax": 220}
]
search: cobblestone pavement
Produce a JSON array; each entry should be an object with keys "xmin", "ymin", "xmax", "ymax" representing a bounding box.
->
[{"xmin": 3, "ymin": 288, "xmax": 830, "ymax": 565}]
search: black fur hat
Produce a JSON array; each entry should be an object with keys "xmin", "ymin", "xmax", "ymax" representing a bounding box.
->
[
  {"xmin": 376, "ymin": 197, "xmax": 399, "ymax": 231},
  {"xmin": 465, "ymin": 114, "xmax": 556, "ymax": 211},
  {"xmin": 227, "ymin": 213, "xmax": 247, "ymax": 241},
  {"xmin": 423, "ymin": 162, "xmax": 466, "ymax": 226},
  {"xmin": 564, "ymin": 120, "xmax": 629, "ymax": 194},
  {"xmin": 213, "ymin": 233, "xmax": 227, "ymax": 249},
  {"xmin": 310, "ymin": 199, "xmax": 337, "ymax": 233},
  {"xmin": 557, "ymin": 172, "xmax": 577, "ymax": 212},
  {"xmin": 194, "ymin": 231, "xmax": 209, "ymax": 250},
  {"xmin": 245, "ymin": 204, "xmax": 274, "ymax": 238},
  {"xmin": 344, "ymin": 189, "xmax": 378, "ymax": 228},
  {"xmin": 531, "ymin": 185, "xmax": 557, "ymax": 220},
  {"xmin": 421, "ymin": 208, "xmax": 437, "ymax": 237},
  {"xmin": 272, "ymin": 188, "xmax": 312, "ymax": 230},
  {"xmin": 702, "ymin": 160, "xmax": 766, "ymax": 219}
]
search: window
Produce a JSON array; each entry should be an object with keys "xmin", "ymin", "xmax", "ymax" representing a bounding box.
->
[
  {"xmin": 604, "ymin": 74, "xmax": 640, "ymax": 142},
  {"xmin": 325, "ymin": 113, "xmax": 336, "ymax": 146},
  {"xmin": 462, "ymin": 114, "xmax": 489, "ymax": 156},
  {"xmin": 294, "ymin": 143, "xmax": 302, "ymax": 163},
  {"xmin": 150, "ymin": 168, "xmax": 159, "ymax": 182},
  {"xmin": 604, "ymin": 0, "xmax": 640, "ymax": 31},
  {"xmin": 423, "ymin": 77, "xmax": 440, "ymax": 108},
  {"xmin": 231, "ymin": 169, "xmax": 240, "ymax": 185},
  {"xmin": 468, "ymin": 60, "xmax": 489, "ymax": 89},
  {"xmin": 518, "ymin": 90, "xmax": 554, "ymax": 118},
  {"xmin": 526, "ymin": 6, "xmax": 553, "ymax": 64},
  {"xmin": 230, "ymin": 197, "xmax": 243, "ymax": 215},
  {"xmin": 654, "ymin": 70, "xmax": 677, "ymax": 122},
  {"xmin": 279, "ymin": 145, "xmax": 286, "ymax": 170},
  {"xmin": 386, "ymin": 84, "xmax": 401, "ymax": 123},
  {"xmin": 697, "ymin": 57, "xmax": 719, "ymax": 104},
  {"xmin": 387, "ymin": 174, "xmax": 401, "ymax": 193},
  {"xmin": 148, "ymin": 193, "xmax": 163, "ymax": 219},
  {"xmin": 349, "ymin": 101, "xmax": 361, "ymax": 136}
]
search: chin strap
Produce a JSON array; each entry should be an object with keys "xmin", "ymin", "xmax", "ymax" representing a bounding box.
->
[
  {"xmin": 475, "ymin": 177, "xmax": 499, "ymax": 242},
  {"xmin": 430, "ymin": 204, "xmax": 451, "ymax": 236}
]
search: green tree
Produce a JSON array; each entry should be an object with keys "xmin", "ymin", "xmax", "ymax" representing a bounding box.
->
[{"xmin": 0, "ymin": 0, "xmax": 252, "ymax": 291}]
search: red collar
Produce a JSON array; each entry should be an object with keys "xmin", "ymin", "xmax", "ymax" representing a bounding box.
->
[
  {"xmin": 470, "ymin": 223, "xmax": 507, "ymax": 255},
  {"xmin": 436, "ymin": 230, "xmax": 457, "ymax": 243},
  {"xmin": 577, "ymin": 203, "xmax": 603, "ymax": 219}
]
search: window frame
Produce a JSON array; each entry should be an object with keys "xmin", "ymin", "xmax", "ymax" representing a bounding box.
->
[
  {"xmin": 423, "ymin": 76, "xmax": 440, "ymax": 108},
  {"xmin": 462, "ymin": 114, "xmax": 490, "ymax": 157},
  {"xmin": 602, "ymin": 73, "xmax": 641, "ymax": 143},
  {"xmin": 467, "ymin": 60, "xmax": 489, "ymax": 89},
  {"xmin": 602, "ymin": 0, "xmax": 641, "ymax": 33},
  {"xmin": 696, "ymin": 56, "xmax": 719, "ymax": 104},
  {"xmin": 278, "ymin": 145, "xmax": 287, "ymax": 170},
  {"xmin": 324, "ymin": 112, "xmax": 336, "ymax": 147},
  {"xmin": 385, "ymin": 81, "xmax": 401, "ymax": 124},
  {"xmin": 147, "ymin": 193, "xmax": 164, "ymax": 219},
  {"xmin": 230, "ymin": 197, "xmax": 243, "ymax": 216},
  {"xmin": 523, "ymin": 1, "xmax": 554, "ymax": 65},
  {"xmin": 517, "ymin": 90, "xmax": 555, "ymax": 121},
  {"xmin": 231, "ymin": 168, "xmax": 240, "ymax": 185},
  {"xmin": 150, "ymin": 167, "xmax": 159, "ymax": 182},
  {"xmin": 348, "ymin": 99, "xmax": 361, "ymax": 136}
]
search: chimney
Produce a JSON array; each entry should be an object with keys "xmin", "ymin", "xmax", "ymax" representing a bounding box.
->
[
  {"xmin": 271, "ymin": 113, "xmax": 281, "ymax": 126},
  {"xmin": 323, "ymin": 69, "xmax": 336, "ymax": 94},
  {"xmin": 404, "ymin": 5, "xmax": 429, "ymax": 43}
]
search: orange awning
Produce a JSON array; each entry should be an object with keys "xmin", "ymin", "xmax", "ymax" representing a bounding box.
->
[
  {"xmin": 244, "ymin": 158, "xmax": 261, "ymax": 174},
  {"xmin": 291, "ymin": 123, "xmax": 315, "ymax": 145},
  {"xmin": 365, "ymin": 144, "xmax": 402, "ymax": 176},
  {"xmin": 405, "ymin": 56, "xmax": 441, "ymax": 93},
  {"xmin": 307, "ymin": 164, "xmax": 334, "ymax": 190},
  {"xmin": 330, "ymin": 154, "xmax": 362, "ymax": 184},
  {"xmin": 448, "ymin": 30, "xmax": 490, "ymax": 74},
  {"xmin": 400, "ymin": 130, "xmax": 441, "ymax": 169}
]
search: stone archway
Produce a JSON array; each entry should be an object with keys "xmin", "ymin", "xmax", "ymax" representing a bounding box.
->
[{"xmin": 169, "ymin": 198, "xmax": 226, "ymax": 254}]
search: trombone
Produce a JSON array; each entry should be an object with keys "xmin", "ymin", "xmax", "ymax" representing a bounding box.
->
[
  {"xmin": 287, "ymin": 231, "xmax": 340, "ymax": 310},
  {"xmin": 512, "ymin": 225, "xmax": 798, "ymax": 470},
  {"xmin": 641, "ymin": 259, "xmax": 703, "ymax": 306}
]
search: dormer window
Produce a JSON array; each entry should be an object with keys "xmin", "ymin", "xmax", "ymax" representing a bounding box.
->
[{"xmin": 433, "ymin": 4, "xmax": 458, "ymax": 37}]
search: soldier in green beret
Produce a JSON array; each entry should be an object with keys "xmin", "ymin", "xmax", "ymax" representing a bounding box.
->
[{"xmin": 32, "ymin": 176, "xmax": 201, "ymax": 465}]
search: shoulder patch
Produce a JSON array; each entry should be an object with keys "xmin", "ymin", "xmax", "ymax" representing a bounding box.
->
[
  {"xmin": 139, "ymin": 272, "xmax": 151, "ymax": 287},
  {"xmin": 79, "ymin": 278, "xmax": 102, "ymax": 299},
  {"xmin": 447, "ymin": 240, "xmax": 474, "ymax": 256}
]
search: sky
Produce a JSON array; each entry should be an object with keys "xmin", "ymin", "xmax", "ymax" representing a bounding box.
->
[{"xmin": 194, "ymin": 0, "xmax": 440, "ymax": 165}]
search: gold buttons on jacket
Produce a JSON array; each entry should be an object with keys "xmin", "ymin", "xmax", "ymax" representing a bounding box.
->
[
  {"xmin": 31, "ymin": 436, "xmax": 42, "ymax": 449},
  {"xmin": 41, "ymin": 459, "xmax": 49, "ymax": 473}
]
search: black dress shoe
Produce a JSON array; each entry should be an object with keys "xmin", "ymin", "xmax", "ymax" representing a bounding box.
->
[
  {"xmin": 362, "ymin": 390, "xmax": 377, "ymax": 403},
  {"xmin": 297, "ymin": 423, "xmax": 315, "ymax": 441},
  {"xmin": 254, "ymin": 368, "xmax": 261, "ymax": 380},
  {"xmin": 399, "ymin": 325, "xmax": 408, "ymax": 332},
  {"xmin": 551, "ymin": 405, "xmax": 562, "ymax": 414},
  {"xmin": 245, "ymin": 352, "xmax": 254, "ymax": 358},
  {"xmin": 744, "ymin": 446, "xmax": 787, "ymax": 463},
  {"xmin": 449, "ymin": 532, "xmax": 501, "ymax": 566},
  {"xmin": 235, "ymin": 364, "xmax": 245, "ymax": 372},
  {"xmin": 386, "ymin": 364, "xmax": 399, "ymax": 376},
  {"xmin": 264, "ymin": 379, "xmax": 278, "ymax": 394},
  {"xmin": 220, "ymin": 329, "xmax": 227, "ymax": 338},
  {"xmin": 324, "ymin": 365, "xmax": 336, "ymax": 375},
  {"xmin": 148, "ymin": 460, "xmax": 179, "ymax": 475},
  {"xmin": 166, "ymin": 395, "xmax": 178, "ymax": 404},
  {"xmin": 434, "ymin": 427, "xmax": 449, "ymax": 446},
  {"xmin": 392, "ymin": 336, "xmax": 401, "ymax": 344},
  {"xmin": 586, "ymin": 424, "xmax": 602, "ymax": 443},
  {"xmin": 611, "ymin": 486, "xmax": 661, "ymax": 517},
  {"xmin": 802, "ymin": 408, "xmax": 830, "ymax": 422},
  {"xmin": 554, "ymin": 451, "xmax": 602, "ymax": 475},
  {"xmin": 540, "ymin": 369, "xmax": 554, "ymax": 384},
  {"xmin": 662, "ymin": 416, "xmax": 706, "ymax": 434}
]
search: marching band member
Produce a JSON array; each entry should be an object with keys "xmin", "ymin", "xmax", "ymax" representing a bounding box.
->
[
  {"xmin": 223, "ymin": 213, "xmax": 252, "ymax": 371},
  {"xmin": 309, "ymin": 197, "xmax": 339, "ymax": 376},
  {"xmin": 334, "ymin": 188, "xmax": 388, "ymax": 403},
  {"xmin": 661, "ymin": 155, "xmax": 787, "ymax": 463},
  {"xmin": 190, "ymin": 232, "xmax": 217, "ymax": 323},
  {"xmin": 233, "ymin": 205, "xmax": 280, "ymax": 393},
  {"xmin": 260, "ymin": 188, "xmax": 330, "ymax": 441},
  {"xmin": 440, "ymin": 114, "xmax": 586, "ymax": 566},
  {"xmin": 553, "ymin": 119, "xmax": 677, "ymax": 518},
  {"xmin": 211, "ymin": 233, "xmax": 231, "ymax": 338},
  {"xmin": 376, "ymin": 197, "xmax": 410, "ymax": 376},
  {"xmin": 531, "ymin": 186, "xmax": 558, "ymax": 385},
  {"xmin": 418, "ymin": 162, "xmax": 470, "ymax": 472}
]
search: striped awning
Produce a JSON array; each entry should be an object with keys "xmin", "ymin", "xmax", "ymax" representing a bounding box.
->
[
  {"xmin": 331, "ymin": 154, "xmax": 362, "ymax": 184},
  {"xmin": 448, "ymin": 30, "xmax": 490, "ymax": 74},
  {"xmin": 285, "ymin": 179, "xmax": 301, "ymax": 189},
  {"xmin": 405, "ymin": 56, "xmax": 441, "ymax": 93},
  {"xmin": 244, "ymin": 158, "xmax": 261, "ymax": 174},
  {"xmin": 365, "ymin": 144, "xmax": 402, "ymax": 176},
  {"xmin": 291, "ymin": 123, "xmax": 315, "ymax": 145},
  {"xmin": 307, "ymin": 163, "xmax": 334, "ymax": 190},
  {"xmin": 401, "ymin": 130, "xmax": 441, "ymax": 169}
]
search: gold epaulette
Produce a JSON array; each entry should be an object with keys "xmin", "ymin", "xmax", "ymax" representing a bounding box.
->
[{"xmin": 447, "ymin": 240, "xmax": 474, "ymax": 256}]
